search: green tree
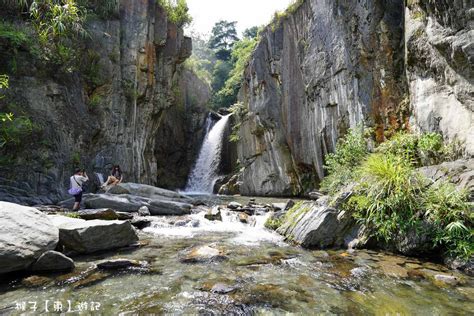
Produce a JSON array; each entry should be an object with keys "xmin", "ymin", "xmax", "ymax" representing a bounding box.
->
[
  {"xmin": 214, "ymin": 37, "xmax": 257, "ymax": 108},
  {"xmin": 211, "ymin": 60, "xmax": 232, "ymax": 93},
  {"xmin": 208, "ymin": 20, "xmax": 239, "ymax": 61},
  {"xmin": 243, "ymin": 26, "xmax": 259, "ymax": 39},
  {"xmin": 157, "ymin": 0, "xmax": 192, "ymax": 27}
]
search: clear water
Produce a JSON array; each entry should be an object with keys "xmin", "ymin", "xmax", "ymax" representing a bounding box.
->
[
  {"xmin": 0, "ymin": 206, "xmax": 473, "ymax": 315},
  {"xmin": 184, "ymin": 114, "xmax": 231, "ymax": 194}
]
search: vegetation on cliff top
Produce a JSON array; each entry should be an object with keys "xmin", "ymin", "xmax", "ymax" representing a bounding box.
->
[{"xmin": 157, "ymin": 0, "xmax": 192, "ymax": 27}]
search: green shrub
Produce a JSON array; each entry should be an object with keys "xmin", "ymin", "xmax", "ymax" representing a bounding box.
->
[
  {"xmin": 0, "ymin": 21, "xmax": 30, "ymax": 48},
  {"xmin": 346, "ymin": 154, "xmax": 424, "ymax": 242},
  {"xmin": 376, "ymin": 131, "xmax": 454, "ymax": 166},
  {"xmin": 320, "ymin": 126, "xmax": 368, "ymax": 195},
  {"xmin": 0, "ymin": 113, "xmax": 34, "ymax": 148},
  {"xmin": 345, "ymin": 153, "xmax": 472, "ymax": 259},
  {"xmin": 423, "ymin": 182, "xmax": 473, "ymax": 259},
  {"xmin": 157, "ymin": 0, "xmax": 192, "ymax": 27},
  {"xmin": 0, "ymin": 74, "xmax": 8, "ymax": 97}
]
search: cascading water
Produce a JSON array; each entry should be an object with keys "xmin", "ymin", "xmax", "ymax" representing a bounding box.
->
[{"xmin": 184, "ymin": 114, "xmax": 231, "ymax": 194}]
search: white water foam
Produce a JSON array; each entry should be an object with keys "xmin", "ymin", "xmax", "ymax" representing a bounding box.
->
[{"xmin": 143, "ymin": 210, "xmax": 284, "ymax": 246}]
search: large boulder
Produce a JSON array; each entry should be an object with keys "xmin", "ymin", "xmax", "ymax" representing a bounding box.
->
[
  {"xmin": 148, "ymin": 199, "xmax": 192, "ymax": 216},
  {"xmin": 48, "ymin": 215, "xmax": 139, "ymax": 255},
  {"xmin": 113, "ymin": 183, "xmax": 189, "ymax": 201},
  {"xmin": 83, "ymin": 194, "xmax": 144, "ymax": 212},
  {"xmin": 0, "ymin": 202, "xmax": 59, "ymax": 274},
  {"xmin": 31, "ymin": 250, "xmax": 75, "ymax": 272},
  {"xmin": 276, "ymin": 201, "xmax": 358, "ymax": 248},
  {"xmin": 78, "ymin": 208, "xmax": 121, "ymax": 220}
]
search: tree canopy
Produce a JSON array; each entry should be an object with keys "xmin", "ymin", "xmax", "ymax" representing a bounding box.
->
[{"xmin": 208, "ymin": 20, "xmax": 239, "ymax": 61}]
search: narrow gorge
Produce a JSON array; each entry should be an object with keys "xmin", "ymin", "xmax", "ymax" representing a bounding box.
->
[{"xmin": 0, "ymin": 0, "xmax": 472, "ymax": 314}]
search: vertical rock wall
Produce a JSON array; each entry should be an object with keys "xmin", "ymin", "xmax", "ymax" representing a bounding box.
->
[
  {"xmin": 237, "ymin": 0, "xmax": 406, "ymax": 196},
  {"xmin": 405, "ymin": 0, "xmax": 473, "ymax": 155},
  {"xmin": 0, "ymin": 0, "xmax": 209, "ymax": 204}
]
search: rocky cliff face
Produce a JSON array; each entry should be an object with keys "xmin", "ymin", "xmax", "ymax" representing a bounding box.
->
[
  {"xmin": 236, "ymin": 0, "xmax": 406, "ymax": 196},
  {"xmin": 405, "ymin": 0, "xmax": 473, "ymax": 154},
  {"xmin": 0, "ymin": 1, "xmax": 209, "ymax": 204},
  {"xmin": 235, "ymin": 0, "xmax": 472, "ymax": 196}
]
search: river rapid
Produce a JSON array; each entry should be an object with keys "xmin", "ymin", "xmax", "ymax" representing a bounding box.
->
[{"xmin": 0, "ymin": 197, "xmax": 473, "ymax": 315}]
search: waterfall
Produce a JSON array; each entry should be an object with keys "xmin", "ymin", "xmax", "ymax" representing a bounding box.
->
[
  {"xmin": 184, "ymin": 114, "xmax": 231, "ymax": 194},
  {"xmin": 95, "ymin": 172, "xmax": 105, "ymax": 185}
]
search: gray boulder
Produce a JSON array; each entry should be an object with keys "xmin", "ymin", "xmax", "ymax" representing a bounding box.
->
[
  {"xmin": 276, "ymin": 201, "xmax": 358, "ymax": 248},
  {"xmin": 0, "ymin": 202, "xmax": 59, "ymax": 274},
  {"xmin": 148, "ymin": 199, "xmax": 192, "ymax": 216},
  {"xmin": 78, "ymin": 208, "xmax": 121, "ymax": 220},
  {"xmin": 48, "ymin": 215, "xmax": 139, "ymax": 255},
  {"xmin": 205, "ymin": 206, "xmax": 222, "ymax": 221},
  {"xmin": 227, "ymin": 201, "xmax": 242, "ymax": 210},
  {"xmin": 84, "ymin": 194, "xmax": 144, "ymax": 212},
  {"xmin": 114, "ymin": 183, "xmax": 187, "ymax": 200},
  {"xmin": 97, "ymin": 258, "xmax": 147, "ymax": 270},
  {"xmin": 31, "ymin": 250, "xmax": 75, "ymax": 272},
  {"xmin": 138, "ymin": 206, "xmax": 151, "ymax": 216}
]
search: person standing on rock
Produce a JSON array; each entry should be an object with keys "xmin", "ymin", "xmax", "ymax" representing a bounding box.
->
[{"xmin": 69, "ymin": 168, "xmax": 88, "ymax": 211}]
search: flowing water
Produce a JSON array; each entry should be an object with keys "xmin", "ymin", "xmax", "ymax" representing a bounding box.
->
[
  {"xmin": 0, "ymin": 199, "xmax": 473, "ymax": 315},
  {"xmin": 184, "ymin": 114, "xmax": 231, "ymax": 194}
]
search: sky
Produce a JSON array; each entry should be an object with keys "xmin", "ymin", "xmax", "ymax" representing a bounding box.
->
[{"xmin": 185, "ymin": 0, "xmax": 293, "ymax": 38}]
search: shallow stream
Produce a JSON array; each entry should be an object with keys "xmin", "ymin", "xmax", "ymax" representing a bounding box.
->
[{"xmin": 0, "ymin": 197, "xmax": 473, "ymax": 315}]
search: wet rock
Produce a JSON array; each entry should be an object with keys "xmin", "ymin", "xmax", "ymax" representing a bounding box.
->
[
  {"xmin": 138, "ymin": 206, "xmax": 151, "ymax": 216},
  {"xmin": 445, "ymin": 256, "xmax": 474, "ymax": 276},
  {"xmin": 276, "ymin": 202, "xmax": 358, "ymax": 249},
  {"xmin": 0, "ymin": 202, "xmax": 59, "ymax": 274},
  {"xmin": 148, "ymin": 199, "xmax": 192, "ymax": 216},
  {"xmin": 116, "ymin": 212, "xmax": 134, "ymax": 220},
  {"xmin": 181, "ymin": 245, "xmax": 227, "ymax": 263},
  {"xmin": 72, "ymin": 271, "xmax": 110, "ymax": 289},
  {"xmin": 308, "ymin": 191, "xmax": 324, "ymax": 200},
  {"xmin": 48, "ymin": 215, "xmax": 139, "ymax": 255},
  {"xmin": 238, "ymin": 212, "xmax": 249, "ymax": 223},
  {"xmin": 22, "ymin": 275, "xmax": 53, "ymax": 288},
  {"xmin": 205, "ymin": 206, "xmax": 222, "ymax": 221},
  {"xmin": 211, "ymin": 283, "xmax": 238, "ymax": 294},
  {"xmin": 271, "ymin": 203, "xmax": 287, "ymax": 211},
  {"xmin": 227, "ymin": 201, "xmax": 243, "ymax": 210},
  {"xmin": 31, "ymin": 250, "xmax": 75, "ymax": 272},
  {"xmin": 379, "ymin": 261, "xmax": 408, "ymax": 278},
  {"xmin": 97, "ymin": 259, "xmax": 147, "ymax": 270},
  {"xmin": 433, "ymin": 274, "xmax": 462, "ymax": 287},
  {"xmin": 131, "ymin": 216, "xmax": 152, "ymax": 229},
  {"xmin": 77, "ymin": 208, "xmax": 120, "ymax": 220},
  {"xmin": 350, "ymin": 267, "xmax": 370, "ymax": 278}
]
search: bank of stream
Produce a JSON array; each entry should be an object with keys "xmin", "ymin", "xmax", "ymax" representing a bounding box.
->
[{"xmin": 0, "ymin": 197, "xmax": 473, "ymax": 315}]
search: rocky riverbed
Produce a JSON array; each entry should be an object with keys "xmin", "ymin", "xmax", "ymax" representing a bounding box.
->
[{"xmin": 1, "ymin": 185, "xmax": 473, "ymax": 314}]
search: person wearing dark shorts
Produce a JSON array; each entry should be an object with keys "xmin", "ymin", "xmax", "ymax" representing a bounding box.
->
[{"xmin": 69, "ymin": 168, "xmax": 88, "ymax": 211}]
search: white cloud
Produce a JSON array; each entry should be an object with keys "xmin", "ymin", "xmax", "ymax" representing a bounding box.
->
[{"xmin": 185, "ymin": 0, "xmax": 292, "ymax": 38}]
